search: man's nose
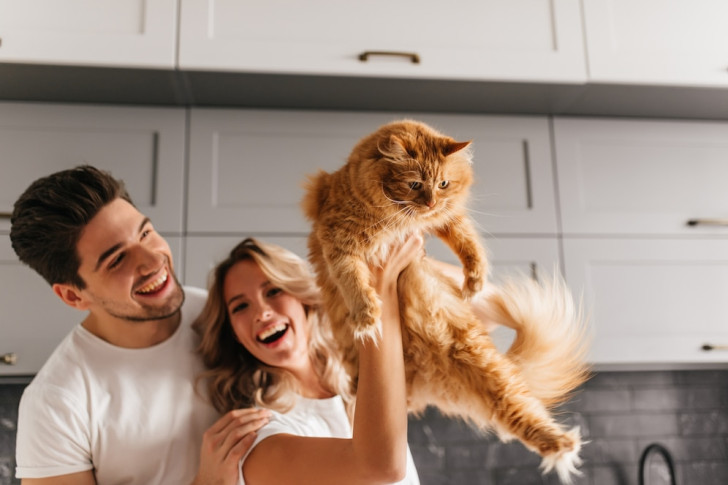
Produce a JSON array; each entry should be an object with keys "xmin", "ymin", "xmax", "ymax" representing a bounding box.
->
[{"xmin": 134, "ymin": 244, "xmax": 163, "ymax": 274}]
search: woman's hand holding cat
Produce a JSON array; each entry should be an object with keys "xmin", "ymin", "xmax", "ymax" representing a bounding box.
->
[{"xmin": 193, "ymin": 408, "xmax": 271, "ymax": 485}]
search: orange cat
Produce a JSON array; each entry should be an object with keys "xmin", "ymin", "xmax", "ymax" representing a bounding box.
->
[{"xmin": 302, "ymin": 119, "xmax": 590, "ymax": 483}]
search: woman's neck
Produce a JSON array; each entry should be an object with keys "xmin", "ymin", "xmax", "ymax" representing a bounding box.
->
[{"xmin": 292, "ymin": 361, "xmax": 335, "ymax": 399}]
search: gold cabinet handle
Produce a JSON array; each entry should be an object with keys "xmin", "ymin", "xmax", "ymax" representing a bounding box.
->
[
  {"xmin": 1, "ymin": 353, "xmax": 17, "ymax": 365},
  {"xmin": 701, "ymin": 344, "xmax": 728, "ymax": 351},
  {"xmin": 687, "ymin": 218, "xmax": 728, "ymax": 227},
  {"xmin": 358, "ymin": 51, "xmax": 420, "ymax": 64}
]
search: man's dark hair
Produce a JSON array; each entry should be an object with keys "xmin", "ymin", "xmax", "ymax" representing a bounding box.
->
[{"xmin": 10, "ymin": 165, "xmax": 133, "ymax": 288}]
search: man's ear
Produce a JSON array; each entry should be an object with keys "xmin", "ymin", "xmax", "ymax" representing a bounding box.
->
[{"xmin": 52, "ymin": 283, "xmax": 90, "ymax": 310}]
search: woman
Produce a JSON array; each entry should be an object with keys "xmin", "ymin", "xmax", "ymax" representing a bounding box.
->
[{"xmin": 194, "ymin": 235, "xmax": 423, "ymax": 484}]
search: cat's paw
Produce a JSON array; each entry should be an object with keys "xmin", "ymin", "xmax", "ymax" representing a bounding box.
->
[
  {"xmin": 538, "ymin": 427, "xmax": 584, "ymax": 485},
  {"xmin": 350, "ymin": 300, "xmax": 382, "ymax": 343},
  {"xmin": 461, "ymin": 273, "xmax": 484, "ymax": 299}
]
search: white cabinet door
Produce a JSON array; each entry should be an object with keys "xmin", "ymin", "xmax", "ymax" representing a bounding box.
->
[
  {"xmin": 563, "ymin": 238, "xmax": 728, "ymax": 366},
  {"xmin": 184, "ymin": 235, "xmax": 309, "ymax": 289},
  {"xmin": 583, "ymin": 0, "xmax": 728, "ymax": 87},
  {"xmin": 187, "ymin": 109, "xmax": 558, "ymax": 236},
  {"xmin": 1, "ymin": 236, "xmax": 182, "ymax": 376},
  {"xmin": 0, "ymin": 0, "xmax": 178, "ymax": 68},
  {"xmin": 554, "ymin": 117, "xmax": 728, "ymax": 236},
  {"xmin": 0, "ymin": 103, "xmax": 187, "ymax": 234},
  {"xmin": 178, "ymin": 0, "xmax": 586, "ymax": 83}
]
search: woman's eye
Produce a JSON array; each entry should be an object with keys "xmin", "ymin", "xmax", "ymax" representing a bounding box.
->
[
  {"xmin": 267, "ymin": 287, "xmax": 282, "ymax": 298},
  {"xmin": 439, "ymin": 180, "xmax": 450, "ymax": 189},
  {"xmin": 409, "ymin": 181, "xmax": 423, "ymax": 190},
  {"xmin": 231, "ymin": 302, "xmax": 248, "ymax": 314}
]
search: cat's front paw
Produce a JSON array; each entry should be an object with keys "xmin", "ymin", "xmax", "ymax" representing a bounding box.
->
[
  {"xmin": 350, "ymin": 300, "xmax": 382, "ymax": 343},
  {"xmin": 461, "ymin": 272, "xmax": 484, "ymax": 299}
]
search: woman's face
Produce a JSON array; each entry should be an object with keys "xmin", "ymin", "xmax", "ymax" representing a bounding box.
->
[{"xmin": 223, "ymin": 259, "xmax": 311, "ymax": 371}]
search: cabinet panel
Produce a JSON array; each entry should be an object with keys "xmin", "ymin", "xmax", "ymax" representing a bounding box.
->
[
  {"xmin": 0, "ymin": 0, "xmax": 178, "ymax": 68},
  {"xmin": 184, "ymin": 235, "xmax": 309, "ymax": 289},
  {"xmin": 583, "ymin": 0, "xmax": 728, "ymax": 87},
  {"xmin": 563, "ymin": 238, "xmax": 728, "ymax": 365},
  {"xmin": 179, "ymin": 0, "xmax": 586, "ymax": 83},
  {"xmin": 0, "ymin": 236, "xmax": 183, "ymax": 376},
  {"xmin": 0, "ymin": 103, "xmax": 187, "ymax": 234},
  {"xmin": 187, "ymin": 109, "xmax": 558, "ymax": 235},
  {"xmin": 554, "ymin": 117, "xmax": 728, "ymax": 236}
]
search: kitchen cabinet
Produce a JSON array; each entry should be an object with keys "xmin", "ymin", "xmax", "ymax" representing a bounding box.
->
[
  {"xmin": 554, "ymin": 117, "xmax": 728, "ymax": 236},
  {"xmin": 555, "ymin": 116, "xmax": 728, "ymax": 367},
  {"xmin": 0, "ymin": 236, "xmax": 183, "ymax": 376},
  {"xmin": 187, "ymin": 109, "xmax": 559, "ymax": 236},
  {"xmin": 0, "ymin": 103, "xmax": 187, "ymax": 234},
  {"xmin": 563, "ymin": 238, "xmax": 728, "ymax": 366},
  {"xmin": 0, "ymin": 0, "xmax": 178, "ymax": 68},
  {"xmin": 178, "ymin": 0, "xmax": 587, "ymax": 83},
  {"xmin": 583, "ymin": 0, "xmax": 728, "ymax": 87}
]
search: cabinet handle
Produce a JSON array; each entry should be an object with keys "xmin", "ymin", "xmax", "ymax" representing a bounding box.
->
[
  {"xmin": 701, "ymin": 344, "xmax": 728, "ymax": 351},
  {"xmin": 0, "ymin": 212, "xmax": 11, "ymax": 219},
  {"xmin": 686, "ymin": 218, "xmax": 728, "ymax": 227},
  {"xmin": 358, "ymin": 51, "xmax": 421, "ymax": 64},
  {"xmin": 1, "ymin": 353, "xmax": 17, "ymax": 365}
]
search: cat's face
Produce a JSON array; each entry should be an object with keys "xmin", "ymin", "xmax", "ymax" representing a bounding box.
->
[{"xmin": 370, "ymin": 121, "xmax": 473, "ymax": 222}]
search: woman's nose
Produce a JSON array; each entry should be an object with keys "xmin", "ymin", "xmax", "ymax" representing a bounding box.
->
[{"xmin": 255, "ymin": 302, "xmax": 274, "ymax": 322}]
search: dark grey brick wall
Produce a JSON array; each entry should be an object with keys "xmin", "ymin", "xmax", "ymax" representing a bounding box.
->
[
  {"xmin": 408, "ymin": 370, "xmax": 728, "ymax": 485},
  {"xmin": 1, "ymin": 370, "xmax": 727, "ymax": 485}
]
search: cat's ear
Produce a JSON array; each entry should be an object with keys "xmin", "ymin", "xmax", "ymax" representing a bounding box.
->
[
  {"xmin": 386, "ymin": 134, "xmax": 411, "ymax": 161},
  {"xmin": 444, "ymin": 140, "xmax": 471, "ymax": 156}
]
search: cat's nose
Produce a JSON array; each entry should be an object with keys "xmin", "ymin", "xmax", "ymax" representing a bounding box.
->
[{"xmin": 426, "ymin": 199, "xmax": 436, "ymax": 208}]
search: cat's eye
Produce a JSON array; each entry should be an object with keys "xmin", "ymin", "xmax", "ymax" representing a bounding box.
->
[
  {"xmin": 439, "ymin": 180, "xmax": 450, "ymax": 189},
  {"xmin": 409, "ymin": 181, "xmax": 423, "ymax": 190}
]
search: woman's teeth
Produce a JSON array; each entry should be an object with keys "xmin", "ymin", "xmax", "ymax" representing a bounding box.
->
[
  {"xmin": 257, "ymin": 323, "xmax": 288, "ymax": 344},
  {"xmin": 136, "ymin": 270, "xmax": 168, "ymax": 294}
]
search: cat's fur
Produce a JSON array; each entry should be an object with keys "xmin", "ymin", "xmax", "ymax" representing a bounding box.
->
[{"xmin": 302, "ymin": 119, "xmax": 591, "ymax": 483}]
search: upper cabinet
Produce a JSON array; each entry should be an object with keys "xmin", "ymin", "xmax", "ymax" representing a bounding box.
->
[
  {"xmin": 554, "ymin": 117, "xmax": 728, "ymax": 236},
  {"xmin": 0, "ymin": 0, "xmax": 178, "ymax": 68},
  {"xmin": 178, "ymin": 0, "xmax": 587, "ymax": 83},
  {"xmin": 583, "ymin": 0, "xmax": 728, "ymax": 87},
  {"xmin": 186, "ymin": 109, "xmax": 559, "ymax": 235},
  {"xmin": 0, "ymin": 103, "xmax": 187, "ymax": 234}
]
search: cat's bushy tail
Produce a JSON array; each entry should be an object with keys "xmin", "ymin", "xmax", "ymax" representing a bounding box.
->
[{"xmin": 480, "ymin": 273, "xmax": 592, "ymax": 409}]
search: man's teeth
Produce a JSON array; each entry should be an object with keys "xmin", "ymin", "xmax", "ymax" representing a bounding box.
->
[
  {"xmin": 258, "ymin": 323, "xmax": 287, "ymax": 342},
  {"xmin": 137, "ymin": 270, "xmax": 168, "ymax": 294}
]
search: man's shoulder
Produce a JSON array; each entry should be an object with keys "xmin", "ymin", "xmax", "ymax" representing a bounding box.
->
[{"xmin": 181, "ymin": 285, "xmax": 208, "ymax": 326}]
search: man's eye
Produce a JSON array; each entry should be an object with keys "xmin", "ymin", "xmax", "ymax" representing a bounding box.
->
[
  {"xmin": 141, "ymin": 229, "xmax": 151, "ymax": 239},
  {"xmin": 108, "ymin": 254, "xmax": 124, "ymax": 269}
]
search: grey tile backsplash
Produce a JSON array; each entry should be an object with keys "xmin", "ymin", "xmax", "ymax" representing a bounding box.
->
[{"xmin": 1, "ymin": 370, "xmax": 727, "ymax": 485}]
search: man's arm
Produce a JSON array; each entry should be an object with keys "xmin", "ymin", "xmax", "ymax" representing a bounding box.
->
[{"xmin": 22, "ymin": 470, "xmax": 96, "ymax": 485}]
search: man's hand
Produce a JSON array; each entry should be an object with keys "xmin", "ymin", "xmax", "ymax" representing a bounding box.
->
[{"xmin": 193, "ymin": 408, "xmax": 271, "ymax": 485}]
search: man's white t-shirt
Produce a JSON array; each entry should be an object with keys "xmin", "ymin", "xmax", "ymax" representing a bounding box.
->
[
  {"xmin": 238, "ymin": 395, "xmax": 420, "ymax": 485},
  {"xmin": 15, "ymin": 286, "xmax": 219, "ymax": 484}
]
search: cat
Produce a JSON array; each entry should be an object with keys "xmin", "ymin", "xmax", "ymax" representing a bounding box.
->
[{"xmin": 302, "ymin": 119, "xmax": 590, "ymax": 484}]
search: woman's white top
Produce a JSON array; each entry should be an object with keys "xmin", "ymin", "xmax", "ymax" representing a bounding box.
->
[{"xmin": 238, "ymin": 395, "xmax": 420, "ymax": 484}]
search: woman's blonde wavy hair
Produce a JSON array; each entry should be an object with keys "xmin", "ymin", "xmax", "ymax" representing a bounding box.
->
[{"xmin": 193, "ymin": 237, "xmax": 352, "ymax": 414}]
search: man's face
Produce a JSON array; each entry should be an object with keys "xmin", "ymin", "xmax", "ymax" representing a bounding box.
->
[{"xmin": 72, "ymin": 198, "xmax": 184, "ymax": 323}]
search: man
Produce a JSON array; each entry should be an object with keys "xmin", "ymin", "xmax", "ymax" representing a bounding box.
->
[{"xmin": 10, "ymin": 165, "xmax": 267, "ymax": 484}]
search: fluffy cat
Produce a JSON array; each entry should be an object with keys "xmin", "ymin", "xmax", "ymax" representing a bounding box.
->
[{"xmin": 302, "ymin": 119, "xmax": 590, "ymax": 483}]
